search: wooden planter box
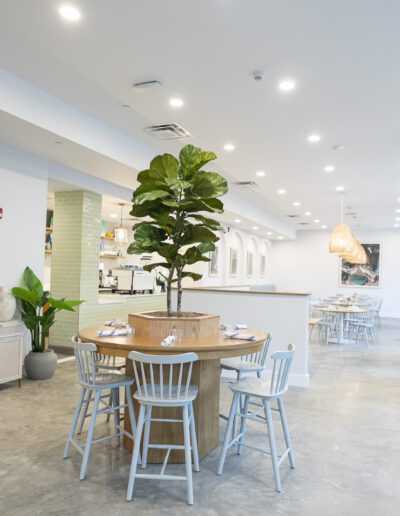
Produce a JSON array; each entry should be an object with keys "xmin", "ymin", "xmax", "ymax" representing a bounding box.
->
[{"xmin": 128, "ymin": 311, "xmax": 220, "ymax": 339}]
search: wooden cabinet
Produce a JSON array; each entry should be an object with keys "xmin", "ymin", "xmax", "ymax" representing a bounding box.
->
[{"xmin": 0, "ymin": 320, "xmax": 23, "ymax": 385}]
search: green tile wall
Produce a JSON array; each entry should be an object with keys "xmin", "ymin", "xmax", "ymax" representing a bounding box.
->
[{"xmin": 49, "ymin": 190, "xmax": 166, "ymax": 348}]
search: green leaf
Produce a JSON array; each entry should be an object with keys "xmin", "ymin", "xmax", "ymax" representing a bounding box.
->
[
  {"xmin": 11, "ymin": 287, "xmax": 41, "ymax": 306},
  {"xmin": 189, "ymin": 215, "xmax": 223, "ymax": 231},
  {"xmin": 191, "ymin": 172, "xmax": 228, "ymax": 198},
  {"xmin": 47, "ymin": 298, "xmax": 84, "ymax": 311},
  {"xmin": 23, "ymin": 267, "xmax": 43, "ymax": 297},
  {"xmin": 135, "ymin": 190, "xmax": 171, "ymax": 204},
  {"xmin": 165, "ymin": 178, "xmax": 192, "ymax": 190},
  {"xmin": 181, "ymin": 271, "xmax": 202, "ymax": 282},
  {"xmin": 179, "ymin": 145, "xmax": 217, "ymax": 178},
  {"xmin": 181, "ymin": 225, "xmax": 219, "ymax": 246},
  {"xmin": 197, "ymin": 242, "xmax": 216, "ymax": 254},
  {"xmin": 150, "ymin": 154, "xmax": 179, "ymax": 179},
  {"xmin": 134, "ymin": 224, "xmax": 167, "ymax": 242},
  {"xmin": 143, "ymin": 262, "xmax": 171, "ymax": 272}
]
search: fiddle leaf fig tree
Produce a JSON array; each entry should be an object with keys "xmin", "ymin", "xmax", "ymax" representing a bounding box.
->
[{"xmin": 128, "ymin": 144, "xmax": 228, "ymax": 316}]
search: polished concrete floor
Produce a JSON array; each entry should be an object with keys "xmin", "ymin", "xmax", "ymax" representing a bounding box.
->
[{"xmin": 1, "ymin": 319, "xmax": 400, "ymax": 515}]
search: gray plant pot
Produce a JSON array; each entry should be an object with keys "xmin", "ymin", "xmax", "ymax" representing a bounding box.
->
[{"xmin": 24, "ymin": 349, "xmax": 57, "ymax": 380}]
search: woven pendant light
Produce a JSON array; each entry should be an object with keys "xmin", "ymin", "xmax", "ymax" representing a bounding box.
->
[{"xmin": 329, "ymin": 222, "xmax": 355, "ymax": 253}]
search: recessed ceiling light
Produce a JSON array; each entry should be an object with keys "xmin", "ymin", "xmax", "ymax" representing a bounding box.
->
[
  {"xmin": 395, "ymin": 224, "xmax": 400, "ymax": 228},
  {"xmin": 314, "ymin": 219, "xmax": 320, "ymax": 223},
  {"xmin": 278, "ymin": 79, "xmax": 296, "ymax": 92},
  {"xmin": 253, "ymin": 226, "xmax": 259, "ymax": 230},
  {"xmin": 321, "ymin": 225, "xmax": 327, "ymax": 229},
  {"xmin": 293, "ymin": 201, "xmax": 301, "ymax": 207},
  {"xmin": 278, "ymin": 236, "xmax": 284, "ymax": 240},
  {"xmin": 267, "ymin": 231, "xmax": 273, "ymax": 236},
  {"xmin": 223, "ymin": 143, "xmax": 235, "ymax": 151},
  {"xmin": 277, "ymin": 189, "xmax": 286, "ymax": 195},
  {"xmin": 110, "ymin": 213, "xmax": 118, "ymax": 218},
  {"xmin": 305, "ymin": 211, "xmax": 311, "ymax": 216},
  {"xmin": 396, "ymin": 209, "xmax": 400, "ymax": 213},
  {"xmin": 234, "ymin": 218, "xmax": 241, "ymax": 223},
  {"xmin": 398, "ymin": 198, "xmax": 400, "ymax": 202},
  {"xmin": 308, "ymin": 134, "xmax": 321, "ymax": 143},
  {"xmin": 256, "ymin": 170, "xmax": 266, "ymax": 177},
  {"xmin": 59, "ymin": 4, "xmax": 81, "ymax": 21},
  {"xmin": 324, "ymin": 165, "xmax": 335, "ymax": 172},
  {"xmin": 336, "ymin": 185, "xmax": 345, "ymax": 192},
  {"xmin": 396, "ymin": 217, "xmax": 400, "ymax": 221},
  {"xmin": 169, "ymin": 97, "xmax": 184, "ymax": 108}
]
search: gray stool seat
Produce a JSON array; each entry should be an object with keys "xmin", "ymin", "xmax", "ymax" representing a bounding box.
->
[{"xmin": 84, "ymin": 373, "xmax": 133, "ymax": 389}]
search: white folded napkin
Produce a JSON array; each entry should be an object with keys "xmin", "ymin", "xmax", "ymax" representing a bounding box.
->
[
  {"xmin": 224, "ymin": 332, "xmax": 256, "ymax": 341},
  {"xmin": 97, "ymin": 328, "xmax": 133, "ymax": 337},
  {"xmin": 161, "ymin": 335, "xmax": 176, "ymax": 347},
  {"xmin": 234, "ymin": 323, "xmax": 247, "ymax": 330},
  {"xmin": 104, "ymin": 320, "xmax": 128, "ymax": 327}
]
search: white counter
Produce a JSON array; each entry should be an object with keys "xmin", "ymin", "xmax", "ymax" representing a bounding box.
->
[{"xmin": 98, "ymin": 293, "xmax": 165, "ymax": 305}]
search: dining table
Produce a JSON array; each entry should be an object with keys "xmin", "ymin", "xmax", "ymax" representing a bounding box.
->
[
  {"xmin": 321, "ymin": 306, "xmax": 369, "ymax": 344},
  {"xmin": 79, "ymin": 324, "xmax": 267, "ymax": 463}
]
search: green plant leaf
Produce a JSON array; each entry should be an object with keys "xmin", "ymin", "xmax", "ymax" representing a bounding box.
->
[
  {"xmin": 181, "ymin": 225, "xmax": 219, "ymax": 246},
  {"xmin": 191, "ymin": 172, "xmax": 228, "ymax": 198},
  {"xmin": 47, "ymin": 298, "xmax": 84, "ymax": 311},
  {"xmin": 197, "ymin": 242, "xmax": 216, "ymax": 254},
  {"xmin": 143, "ymin": 262, "xmax": 171, "ymax": 272},
  {"xmin": 165, "ymin": 178, "xmax": 192, "ymax": 190},
  {"xmin": 181, "ymin": 271, "xmax": 202, "ymax": 282},
  {"xmin": 150, "ymin": 154, "xmax": 179, "ymax": 179},
  {"xmin": 11, "ymin": 287, "xmax": 41, "ymax": 306},
  {"xmin": 134, "ymin": 224, "xmax": 167, "ymax": 242},
  {"xmin": 23, "ymin": 267, "xmax": 43, "ymax": 297},
  {"xmin": 179, "ymin": 145, "xmax": 217, "ymax": 178},
  {"xmin": 189, "ymin": 215, "xmax": 223, "ymax": 231},
  {"xmin": 135, "ymin": 190, "xmax": 171, "ymax": 204}
]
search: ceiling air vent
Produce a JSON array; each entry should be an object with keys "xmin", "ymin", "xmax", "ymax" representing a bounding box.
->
[
  {"xmin": 298, "ymin": 222, "xmax": 311, "ymax": 226},
  {"xmin": 286, "ymin": 214, "xmax": 300, "ymax": 218},
  {"xmin": 232, "ymin": 181, "xmax": 258, "ymax": 189},
  {"xmin": 144, "ymin": 123, "xmax": 191, "ymax": 140}
]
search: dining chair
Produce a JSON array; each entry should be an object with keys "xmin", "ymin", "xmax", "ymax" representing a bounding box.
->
[
  {"xmin": 126, "ymin": 351, "xmax": 199, "ymax": 506},
  {"xmin": 217, "ymin": 344, "xmax": 296, "ymax": 492},
  {"xmin": 71, "ymin": 336, "xmax": 126, "ymax": 433},
  {"xmin": 64, "ymin": 341, "xmax": 139, "ymax": 481}
]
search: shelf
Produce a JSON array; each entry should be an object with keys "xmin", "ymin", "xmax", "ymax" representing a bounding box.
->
[{"xmin": 100, "ymin": 254, "xmax": 126, "ymax": 259}]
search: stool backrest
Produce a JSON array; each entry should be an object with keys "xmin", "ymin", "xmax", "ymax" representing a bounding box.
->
[
  {"xmin": 128, "ymin": 351, "xmax": 198, "ymax": 401},
  {"xmin": 242, "ymin": 333, "xmax": 272, "ymax": 366},
  {"xmin": 270, "ymin": 344, "xmax": 295, "ymax": 396},
  {"xmin": 72, "ymin": 338, "xmax": 98, "ymax": 387}
]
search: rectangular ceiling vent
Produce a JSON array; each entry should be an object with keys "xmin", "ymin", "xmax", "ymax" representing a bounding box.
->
[
  {"xmin": 144, "ymin": 123, "xmax": 191, "ymax": 140},
  {"xmin": 232, "ymin": 181, "xmax": 258, "ymax": 189},
  {"xmin": 286, "ymin": 214, "xmax": 300, "ymax": 218}
]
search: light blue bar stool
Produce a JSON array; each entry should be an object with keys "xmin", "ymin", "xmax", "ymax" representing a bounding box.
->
[
  {"xmin": 217, "ymin": 344, "xmax": 296, "ymax": 492},
  {"xmin": 126, "ymin": 351, "xmax": 199, "ymax": 506},
  {"xmin": 63, "ymin": 341, "xmax": 139, "ymax": 481}
]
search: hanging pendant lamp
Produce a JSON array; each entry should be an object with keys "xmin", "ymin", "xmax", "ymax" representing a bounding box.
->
[
  {"xmin": 328, "ymin": 192, "xmax": 356, "ymax": 254},
  {"xmin": 114, "ymin": 203, "xmax": 128, "ymax": 243}
]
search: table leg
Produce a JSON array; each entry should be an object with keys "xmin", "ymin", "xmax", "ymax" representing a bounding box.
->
[
  {"xmin": 338, "ymin": 313, "xmax": 344, "ymax": 344},
  {"xmin": 123, "ymin": 359, "xmax": 220, "ymax": 463}
]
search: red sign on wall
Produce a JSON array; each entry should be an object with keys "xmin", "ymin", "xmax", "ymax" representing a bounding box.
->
[{"xmin": 0, "ymin": 208, "xmax": 3, "ymax": 219}]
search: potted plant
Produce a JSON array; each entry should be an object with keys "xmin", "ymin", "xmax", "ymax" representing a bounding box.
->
[
  {"xmin": 12, "ymin": 267, "xmax": 84, "ymax": 380},
  {"xmin": 127, "ymin": 144, "xmax": 228, "ymax": 337}
]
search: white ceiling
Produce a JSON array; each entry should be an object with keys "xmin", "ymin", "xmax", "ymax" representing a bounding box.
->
[{"xmin": 1, "ymin": 0, "xmax": 400, "ymax": 230}]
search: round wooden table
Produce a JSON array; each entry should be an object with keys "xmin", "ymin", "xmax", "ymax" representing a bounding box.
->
[
  {"xmin": 79, "ymin": 325, "xmax": 267, "ymax": 463},
  {"xmin": 321, "ymin": 307, "xmax": 368, "ymax": 344}
]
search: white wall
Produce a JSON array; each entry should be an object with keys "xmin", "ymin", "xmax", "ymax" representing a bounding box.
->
[
  {"xmin": 0, "ymin": 148, "xmax": 47, "ymax": 288},
  {"xmin": 269, "ymin": 230, "xmax": 400, "ymax": 317},
  {"xmin": 177, "ymin": 288, "xmax": 309, "ymax": 387}
]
